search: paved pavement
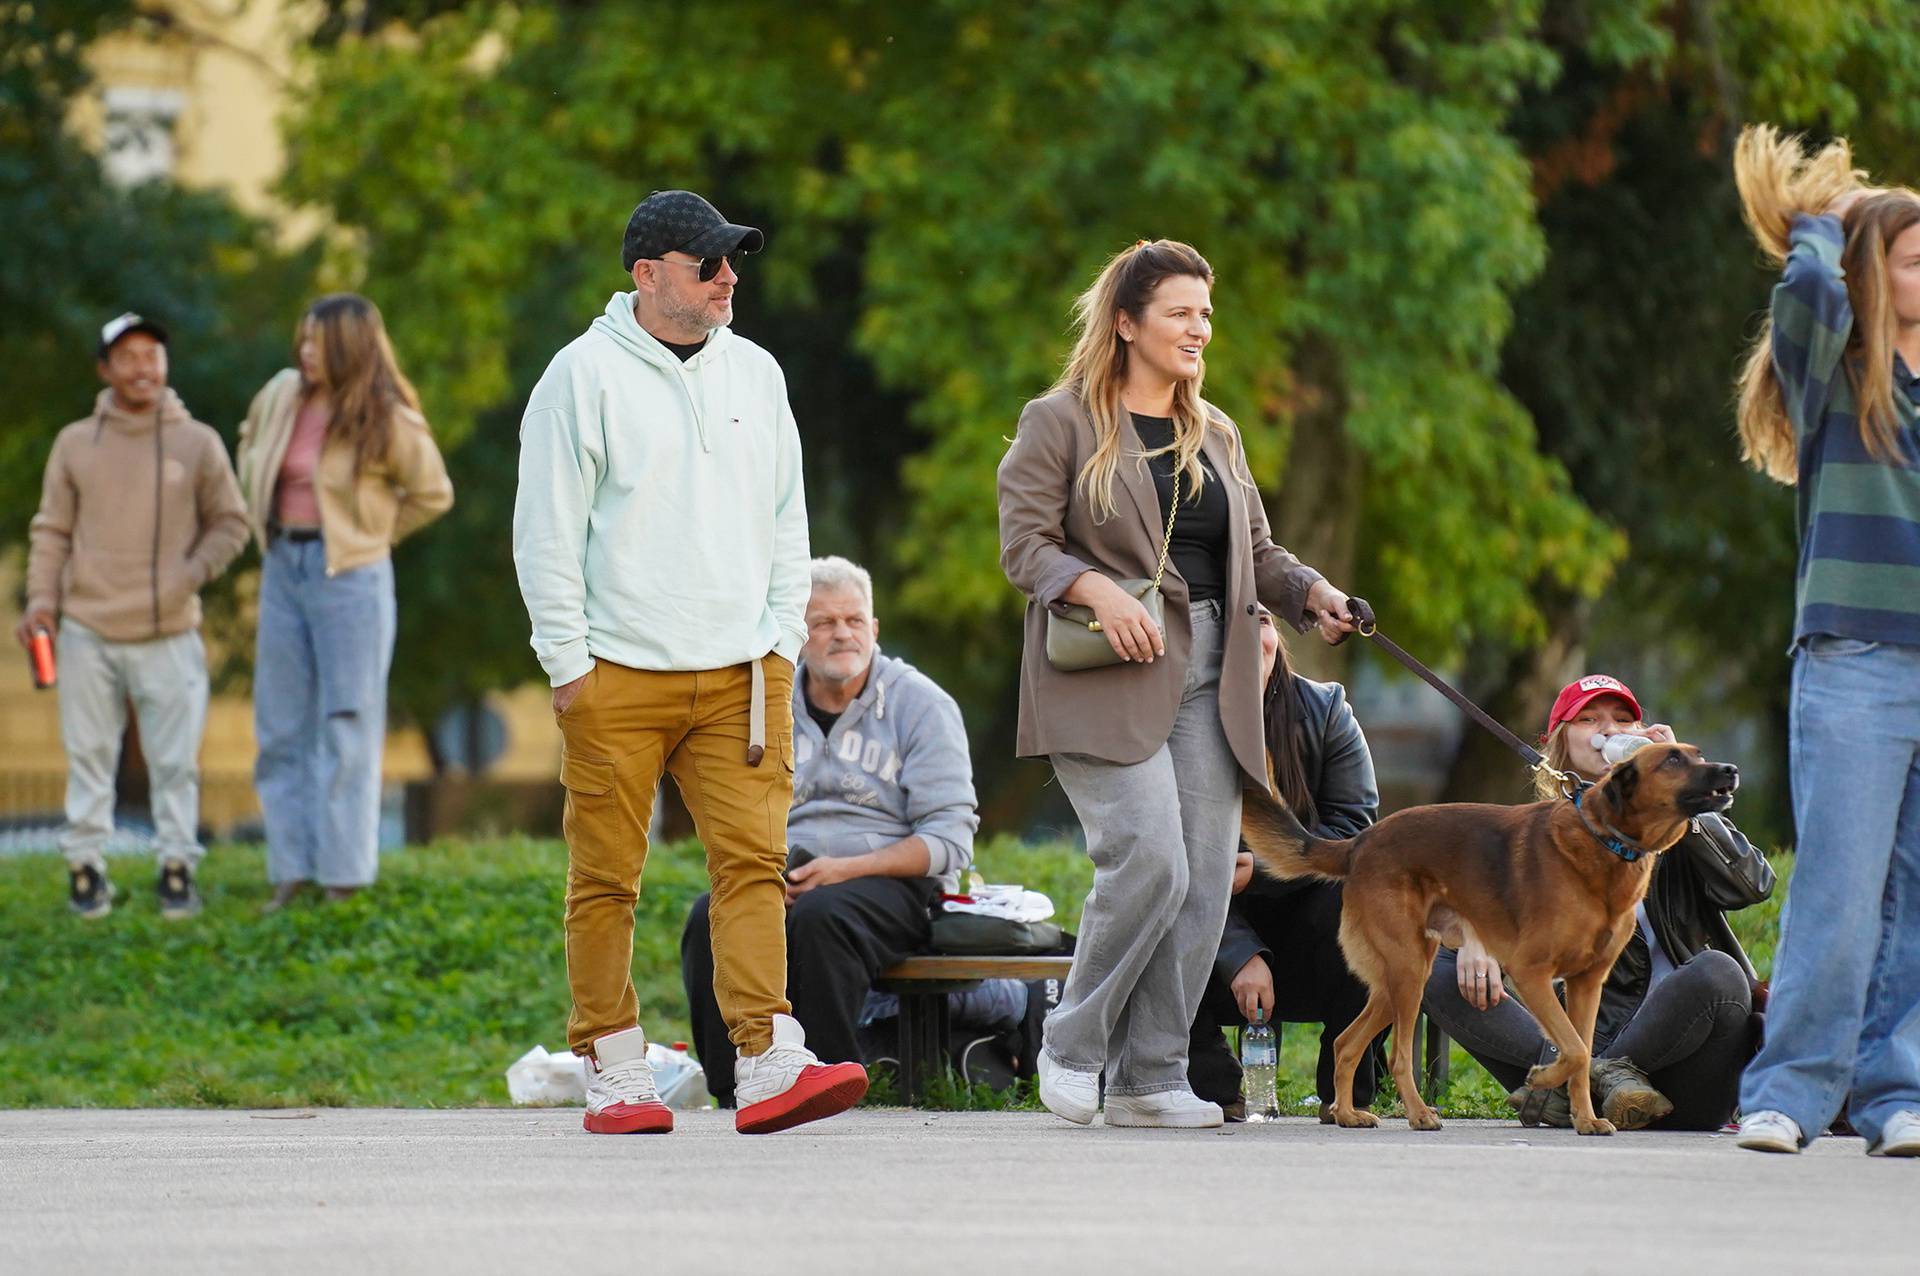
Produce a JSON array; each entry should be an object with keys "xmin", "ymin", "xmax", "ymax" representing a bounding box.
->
[{"xmin": 1, "ymin": 1108, "xmax": 1909, "ymax": 1274}]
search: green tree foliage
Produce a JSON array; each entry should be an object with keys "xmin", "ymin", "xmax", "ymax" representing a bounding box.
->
[{"xmin": 282, "ymin": 1, "xmax": 1615, "ymax": 748}]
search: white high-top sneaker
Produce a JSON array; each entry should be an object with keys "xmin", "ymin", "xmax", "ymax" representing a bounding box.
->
[
  {"xmin": 582, "ymin": 1026, "xmax": 672, "ymax": 1134},
  {"xmin": 733, "ymin": 1013, "xmax": 867, "ymax": 1134},
  {"xmin": 1104, "ymin": 1089, "xmax": 1224, "ymax": 1129},
  {"xmin": 1036, "ymin": 1050, "xmax": 1099, "ymax": 1126}
]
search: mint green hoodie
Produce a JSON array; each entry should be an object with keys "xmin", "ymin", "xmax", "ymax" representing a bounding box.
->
[{"xmin": 512, "ymin": 293, "xmax": 810, "ymax": 684}]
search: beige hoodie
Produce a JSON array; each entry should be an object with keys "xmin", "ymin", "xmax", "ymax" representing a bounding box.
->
[{"xmin": 26, "ymin": 388, "xmax": 249, "ymax": 642}]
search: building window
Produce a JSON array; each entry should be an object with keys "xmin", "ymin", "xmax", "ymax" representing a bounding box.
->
[{"xmin": 101, "ymin": 86, "xmax": 185, "ymax": 187}]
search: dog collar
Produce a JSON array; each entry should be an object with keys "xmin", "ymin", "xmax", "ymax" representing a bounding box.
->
[{"xmin": 1572, "ymin": 789, "xmax": 1644, "ymax": 863}]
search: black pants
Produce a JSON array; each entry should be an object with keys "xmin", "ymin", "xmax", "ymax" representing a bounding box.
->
[
  {"xmin": 1423, "ymin": 946, "xmax": 1757, "ymax": 1130},
  {"xmin": 1187, "ymin": 882, "xmax": 1379, "ymax": 1109},
  {"xmin": 681, "ymin": 874, "xmax": 937, "ymax": 1105}
]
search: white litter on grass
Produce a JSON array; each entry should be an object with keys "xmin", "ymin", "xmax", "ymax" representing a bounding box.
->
[{"xmin": 505, "ymin": 1043, "xmax": 709, "ymax": 1109}]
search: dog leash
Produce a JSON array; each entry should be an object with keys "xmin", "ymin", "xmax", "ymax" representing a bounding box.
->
[{"xmin": 1338, "ymin": 597, "xmax": 1583, "ymax": 796}]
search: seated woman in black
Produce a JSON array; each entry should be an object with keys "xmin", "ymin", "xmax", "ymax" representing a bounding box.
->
[
  {"xmin": 1187, "ymin": 608, "xmax": 1381, "ymax": 1121},
  {"xmin": 1423, "ymin": 674, "xmax": 1775, "ymax": 1130}
]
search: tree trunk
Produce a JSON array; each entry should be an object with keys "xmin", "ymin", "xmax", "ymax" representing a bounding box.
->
[{"xmin": 1269, "ymin": 338, "xmax": 1360, "ymax": 683}]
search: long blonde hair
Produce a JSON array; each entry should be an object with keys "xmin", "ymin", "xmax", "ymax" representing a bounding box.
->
[
  {"xmin": 1734, "ymin": 125, "xmax": 1919, "ymax": 483},
  {"xmin": 296, "ymin": 293, "xmax": 425, "ymax": 477},
  {"xmin": 1052, "ymin": 239, "xmax": 1223, "ymax": 520},
  {"xmin": 1533, "ymin": 724, "xmax": 1582, "ymax": 801}
]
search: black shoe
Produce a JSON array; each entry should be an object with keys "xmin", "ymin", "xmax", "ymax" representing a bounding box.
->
[
  {"xmin": 69, "ymin": 863, "xmax": 112, "ymax": 918},
  {"xmin": 157, "ymin": 859, "xmax": 201, "ymax": 920}
]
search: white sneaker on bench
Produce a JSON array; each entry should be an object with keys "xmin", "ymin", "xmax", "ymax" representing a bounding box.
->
[
  {"xmin": 1105, "ymin": 1089, "xmax": 1223, "ymax": 1129},
  {"xmin": 1037, "ymin": 1050, "xmax": 1099, "ymax": 1125}
]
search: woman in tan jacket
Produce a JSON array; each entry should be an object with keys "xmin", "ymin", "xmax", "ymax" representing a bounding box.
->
[
  {"xmin": 237, "ymin": 294, "xmax": 453, "ymax": 908},
  {"xmin": 997, "ymin": 240, "xmax": 1358, "ymax": 1127}
]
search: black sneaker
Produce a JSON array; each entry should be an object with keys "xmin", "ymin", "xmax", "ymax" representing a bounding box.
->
[
  {"xmin": 157, "ymin": 859, "xmax": 201, "ymax": 920},
  {"xmin": 69, "ymin": 863, "xmax": 112, "ymax": 919}
]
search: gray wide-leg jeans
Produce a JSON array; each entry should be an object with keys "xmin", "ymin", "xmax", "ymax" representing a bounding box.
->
[{"xmin": 1045, "ymin": 600, "xmax": 1243, "ymax": 1096}]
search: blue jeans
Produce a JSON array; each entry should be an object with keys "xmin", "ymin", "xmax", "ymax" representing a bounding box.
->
[
  {"xmin": 253, "ymin": 539, "xmax": 396, "ymax": 887},
  {"xmin": 1740, "ymin": 636, "xmax": 1920, "ymax": 1146}
]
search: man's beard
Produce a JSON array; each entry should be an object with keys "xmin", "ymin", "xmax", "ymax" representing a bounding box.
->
[{"xmin": 659, "ymin": 288, "xmax": 722, "ymax": 335}]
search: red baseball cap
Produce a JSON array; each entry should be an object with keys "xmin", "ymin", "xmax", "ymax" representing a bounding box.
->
[{"xmin": 1546, "ymin": 674, "xmax": 1643, "ymax": 737}]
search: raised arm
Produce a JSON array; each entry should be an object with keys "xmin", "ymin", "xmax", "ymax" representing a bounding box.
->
[{"xmin": 1771, "ymin": 210, "xmax": 1854, "ymax": 435}]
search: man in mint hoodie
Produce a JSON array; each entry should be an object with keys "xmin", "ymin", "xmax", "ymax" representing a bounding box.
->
[{"xmin": 513, "ymin": 189, "xmax": 866, "ymax": 1135}]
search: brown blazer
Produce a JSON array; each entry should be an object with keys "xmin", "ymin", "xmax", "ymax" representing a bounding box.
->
[{"xmin": 996, "ymin": 388, "xmax": 1323, "ymax": 785}]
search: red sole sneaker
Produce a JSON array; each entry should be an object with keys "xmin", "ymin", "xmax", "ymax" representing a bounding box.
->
[
  {"xmin": 583, "ymin": 1102, "xmax": 674, "ymax": 1134},
  {"xmin": 736, "ymin": 1062, "xmax": 869, "ymax": 1134}
]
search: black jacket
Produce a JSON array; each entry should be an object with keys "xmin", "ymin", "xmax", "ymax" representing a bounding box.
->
[
  {"xmin": 1594, "ymin": 812, "xmax": 1775, "ymax": 1048},
  {"xmin": 1214, "ymin": 675, "xmax": 1379, "ymax": 985}
]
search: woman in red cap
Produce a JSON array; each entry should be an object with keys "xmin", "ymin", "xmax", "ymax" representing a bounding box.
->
[{"xmin": 1421, "ymin": 675, "xmax": 1776, "ymax": 1130}]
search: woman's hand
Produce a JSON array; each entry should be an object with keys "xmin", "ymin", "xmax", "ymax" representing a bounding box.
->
[
  {"xmin": 1305, "ymin": 579, "xmax": 1358, "ymax": 644},
  {"xmin": 1641, "ymin": 722, "xmax": 1676, "ymax": 744},
  {"xmin": 1067, "ymin": 571, "xmax": 1164, "ymax": 663},
  {"xmin": 1231, "ymin": 954, "xmax": 1276, "ymax": 1024},
  {"xmin": 1232, "ymin": 851, "xmax": 1254, "ymax": 895},
  {"xmin": 1457, "ymin": 932, "xmax": 1505, "ymax": 1011}
]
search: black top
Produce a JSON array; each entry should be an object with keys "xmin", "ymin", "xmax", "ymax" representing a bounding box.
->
[
  {"xmin": 1130, "ymin": 413, "xmax": 1230, "ymax": 602},
  {"xmin": 803, "ymin": 687, "xmax": 841, "ymax": 737},
  {"xmin": 661, "ymin": 336, "xmax": 708, "ymax": 363}
]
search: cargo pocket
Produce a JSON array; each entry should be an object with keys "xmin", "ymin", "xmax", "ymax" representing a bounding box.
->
[{"xmin": 558, "ymin": 751, "xmax": 624, "ymax": 885}]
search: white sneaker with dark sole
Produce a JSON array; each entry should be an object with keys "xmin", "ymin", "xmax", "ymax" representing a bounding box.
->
[{"xmin": 1736, "ymin": 1109, "xmax": 1802, "ymax": 1153}]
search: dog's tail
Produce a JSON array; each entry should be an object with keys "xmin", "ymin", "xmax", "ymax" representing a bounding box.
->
[{"xmin": 1242, "ymin": 784, "xmax": 1353, "ymax": 882}]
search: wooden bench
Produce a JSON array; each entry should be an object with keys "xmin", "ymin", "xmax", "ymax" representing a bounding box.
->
[
  {"xmin": 876, "ymin": 955, "xmax": 1072, "ymax": 1104},
  {"xmin": 877, "ymin": 953, "xmax": 1450, "ymax": 1108}
]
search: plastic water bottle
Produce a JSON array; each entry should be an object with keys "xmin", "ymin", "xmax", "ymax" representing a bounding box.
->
[
  {"xmin": 1241, "ymin": 1016, "xmax": 1279, "ymax": 1123},
  {"xmin": 1594, "ymin": 733, "xmax": 1654, "ymax": 767}
]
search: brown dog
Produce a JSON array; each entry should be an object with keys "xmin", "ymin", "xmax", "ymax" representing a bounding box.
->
[{"xmin": 1242, "ymin": 743, "xmax": 1738, "ymax": 1135}]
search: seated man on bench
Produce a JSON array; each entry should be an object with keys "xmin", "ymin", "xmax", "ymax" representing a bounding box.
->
[{"xmin": 681, "ymin": 555, "xmax": 980, "ymax": 1105}]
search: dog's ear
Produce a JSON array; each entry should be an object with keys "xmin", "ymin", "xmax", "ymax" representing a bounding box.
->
[{"xmin": 1603, "ymin": 755, "xmax": 1641, "ymax": 813}]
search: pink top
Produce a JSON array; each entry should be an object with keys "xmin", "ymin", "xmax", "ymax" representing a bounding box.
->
[{"xmin": 274, "ymin": 398, "xmax": 330, "ymax": 528}]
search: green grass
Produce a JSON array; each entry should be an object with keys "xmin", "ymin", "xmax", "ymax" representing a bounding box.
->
[{"xmin": 0, "ymin": 838, "xmax": 1790, "ymax": 1113}]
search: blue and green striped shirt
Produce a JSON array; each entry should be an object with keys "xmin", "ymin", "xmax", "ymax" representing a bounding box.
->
[{"xmin": 1774, "ymin": 213, "xmax": 1920, "ymax": 647}]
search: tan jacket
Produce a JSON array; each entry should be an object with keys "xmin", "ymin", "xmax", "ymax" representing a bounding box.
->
[
  {"xmin": 26, "ymin": 388, "xmax": 249, "ymax": 642},
  {"xmin": 236, "ymin": 368, "xmax": 453, "ymax": 575},
  {"xmin": 996, "ymin": 389, "xmax": 1323, "ymax": 785}
]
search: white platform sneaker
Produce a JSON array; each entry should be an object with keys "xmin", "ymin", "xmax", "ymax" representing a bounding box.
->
[
  {"xmin": 1036, "ymin": 1050, "xmax": 1099, "ymax": 1126},
  {"xmin": 1104, "ymin": 1089, "xmax": 1224, "ymax": 1129}
]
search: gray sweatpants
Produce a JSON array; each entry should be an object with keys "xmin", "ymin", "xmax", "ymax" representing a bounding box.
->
[
  {"xmin": 1046, "ymin": 600, "xmax": 1243, "ymax": 1096},
  {"xmin": 56, "ymin": 619, "xmax": 209, "ymax": 869}
]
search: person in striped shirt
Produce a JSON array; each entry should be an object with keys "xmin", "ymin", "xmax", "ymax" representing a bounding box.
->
[{"xmin": 1729, "ymin": 125, "xmax": 1920, "ymax": 1159}]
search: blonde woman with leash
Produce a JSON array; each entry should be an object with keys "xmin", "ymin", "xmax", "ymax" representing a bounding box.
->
[{"xmin": 997, "ymin": 238, "xmax": 1358, "ymax": 1128}]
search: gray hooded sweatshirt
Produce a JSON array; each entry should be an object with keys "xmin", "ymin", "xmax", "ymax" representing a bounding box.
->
[{"xmin": 788, "ymin": 650, "xmax": 979, "ymax": 891}]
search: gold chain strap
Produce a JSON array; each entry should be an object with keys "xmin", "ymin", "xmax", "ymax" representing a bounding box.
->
[{"xmin": 1149, "ymin": 468, "xmax": 1180, "ymax": 590}]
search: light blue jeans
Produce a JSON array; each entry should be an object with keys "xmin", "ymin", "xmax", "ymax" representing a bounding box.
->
[
  {"xmin": 253, "ymin": 538, "xmax": 396, "ymax": 887},
  {"xmin": 1740, "ymin": 636, "xmax": 1920, "ymax": 1147}
]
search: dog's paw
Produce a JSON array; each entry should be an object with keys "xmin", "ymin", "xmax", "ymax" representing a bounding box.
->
[
  {"xmin": 1575, "ymin": 1116, "xmax": 1617, "ymax": 1136},
  {"xmin": 1333, "ymin": 1107, "xmax": 1379, "ymax": 1129},
  {"xmin": 1407, "ymin": 1108, "xmax": 1443, "ymax": 1132}
]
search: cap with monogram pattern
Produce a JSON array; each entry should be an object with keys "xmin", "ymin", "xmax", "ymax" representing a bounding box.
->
[{"xmin": 621, "ymin": 190, "xmax": 764, "ymax": 271}]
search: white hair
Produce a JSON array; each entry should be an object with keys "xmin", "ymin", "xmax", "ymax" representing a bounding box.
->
[{"xmin": 809, "ymin": 555, "xmax": 874, "ymax": 613}]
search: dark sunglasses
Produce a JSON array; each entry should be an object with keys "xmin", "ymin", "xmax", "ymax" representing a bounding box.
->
[{"xmin": 648, "ymin": 252, "xmax": 742, "ymax": 283}]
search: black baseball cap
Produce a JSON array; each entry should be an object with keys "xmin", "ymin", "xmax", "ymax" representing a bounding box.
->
[
  {"xmin": 98, "ymin": 311, "xmax": 168, "ymax": 358},
  {"xmin": 621, "ymin": 190, "xmax": 764, "ymax": 272}
]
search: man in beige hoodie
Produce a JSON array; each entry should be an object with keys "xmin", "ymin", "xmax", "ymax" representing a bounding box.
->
[{"xmin": 14, "ymin": 314, "xmax": 248, "ymax": 919}]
